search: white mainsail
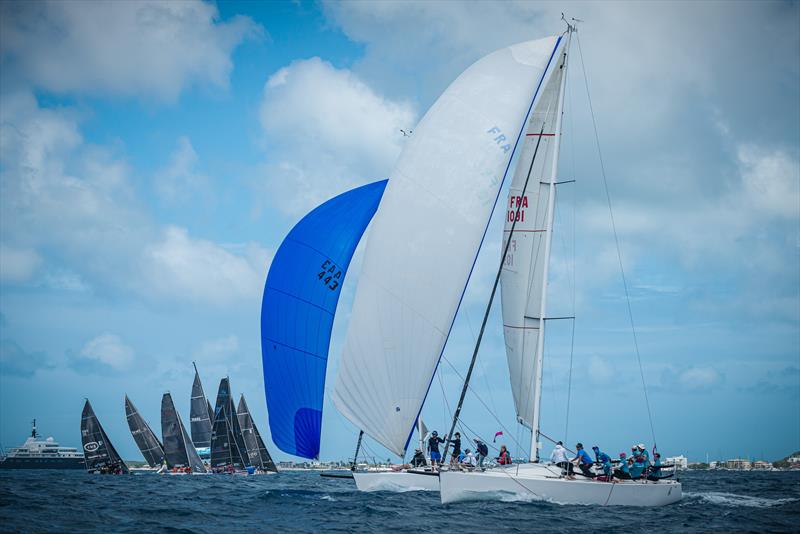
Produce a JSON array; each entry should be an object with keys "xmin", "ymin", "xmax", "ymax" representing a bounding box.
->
[
  {"xmin": 500, "ymin": 50, "xmax": 566, "ymax": 438},
  {"xmin": 333, "ymin": 36, "xmax": 564, "ymax": 456}
]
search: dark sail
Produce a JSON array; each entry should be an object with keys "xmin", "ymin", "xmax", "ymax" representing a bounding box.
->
[
  {"xmin": 160, "ymin": 393, "xmax": 206, "ymax": 473},
  {"xmin": 210, "ymin": 404, "xmax": 244, "ymax": 470},
  {"xmin": 190, "ymin": 363, "xmax": 213, "ymax": 449},
  {"xmin": 212, "ymin": 377, "xmax": 248, "ymax": 467},
  {"xmin": 125, "ymin": 395, "xmax": 165, "ymax": 468},
  {"xmin": 81, "ymin": 399, "xmax": 129, "ymax": 474},
  {"xmin": 206, "ymin": 400, "xmax": 214, "ymax": 429},
  {"xmin": 237, "ymin": 395, "xmax": 278, "ymax": 472}
]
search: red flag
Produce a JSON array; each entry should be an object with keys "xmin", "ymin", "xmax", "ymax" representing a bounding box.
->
[{"xmin": 493, "ymin": 431, "xmax": 503, "ymax": 443}]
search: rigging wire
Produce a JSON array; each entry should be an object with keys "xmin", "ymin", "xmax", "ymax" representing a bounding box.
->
[
  {"xmin": 439, "ymin": 355, "xmax": 529, "ymax": 454},
  {"xmin": 575, "ymin": 32, "xmax": 657, "ymax": 448},
  {"xmin": 564, "ymin": 58, "xmax": 578, "ymax": 445}
]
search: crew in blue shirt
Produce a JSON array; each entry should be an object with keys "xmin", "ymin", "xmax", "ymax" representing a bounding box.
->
[
  {"xmin": 572, "ymin": 443, "xmax": 594, "ymax": 477},
  {"xmin": 592, "ymin": 446, "xmax": 613, "ymax": 480},
  {"xmin": 616, "ymin": 452, "xmax": 631, "ymax": 479}
]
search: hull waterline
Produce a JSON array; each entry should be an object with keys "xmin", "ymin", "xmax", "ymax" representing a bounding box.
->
[
  {"xmin": 439, "ymin": 465, "xmax": 681, "ymax": 506},
  {"xmin": 353, "ymin": 470, "xmax": 440, "ymax": 492}
]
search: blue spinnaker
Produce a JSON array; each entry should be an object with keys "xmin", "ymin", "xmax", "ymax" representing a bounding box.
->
[{"xmin": 261, "ymin": 180, "xmax": 387, "ymax": 459}]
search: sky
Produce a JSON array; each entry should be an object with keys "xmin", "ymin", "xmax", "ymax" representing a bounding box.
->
[{"xmin": 0, "ymin": 0, "xmax": 798, "ymax": 465}]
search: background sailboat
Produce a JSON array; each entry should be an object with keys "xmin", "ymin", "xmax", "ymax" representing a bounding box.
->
[
  {"xmin": 210, "ymin": 377, "xmax": 248, "ymax": 470},
  {"xmin": 237, "ymin": 394, "xmax": 278, "ymax": 473},
  {"xmin": 210, "ymin": 404, "xmax": 244, "ymax": 471},
  {"xmin": 160, "ymin": 392, "xmax": 206, "ymax": 473},
  {"xmin": 81, "ymin": 399, "xmax": 128, "ymax": 474},
  {"xmin": 125, "ymin": 395, "xmax": 165, "ymax": 468},
  {"xmin": 189, "ymin": 363, "xmax": 213, "ymax": 457}
]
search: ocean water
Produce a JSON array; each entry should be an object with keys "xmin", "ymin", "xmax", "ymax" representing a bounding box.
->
[{"xmin": 1, "ymin": 469, "xmax": 798, "ymax": 533}]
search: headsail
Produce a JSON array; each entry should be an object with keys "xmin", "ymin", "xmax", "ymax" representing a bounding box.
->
[
  {"xmin": 211, "ymin": 377, "xmax": 248, "ymax": 466},
  {"xmin": 261, "ymin": 179, "xmax": 388, "ymax": 459},
  {"xmin": 161, "ymin": 392, "xmax": 206, "ymax": 472},
  {"xmin": 124, "ymin": 395, "xmax": 165, "ymax": 468},
  {"xmin": 190, "ymin": 363, "xmax": 213, "ymax": 450},
  {"xmin": 500, "ymin": 47, "xmax": 567, "ymax": 432},
  {"xmin": 81, "ymin": 399, "xmax": 128, "ymax": 473},
  {"xmin": 237, "ymin": 395, "xmax": 278, "ymax": 472},
  {"xmin": 332, "ymin": 36, "xmax": 563, "ymax": 455}
]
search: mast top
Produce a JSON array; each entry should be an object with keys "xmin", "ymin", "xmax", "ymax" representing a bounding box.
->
[{"xmin": 561, "ymin": 13, "xmax": 581, "ymax": 34}]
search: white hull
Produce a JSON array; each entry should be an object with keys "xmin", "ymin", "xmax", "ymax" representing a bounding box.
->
[
  {"xmin": 353, "ymin": 470, "xmax": 440, "ymax": 492},
  {"xmin": 439, "ymin": 464, "xmax": 681, "ymax": 506}
]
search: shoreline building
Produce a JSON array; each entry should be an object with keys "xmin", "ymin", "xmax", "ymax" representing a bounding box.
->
[{"xmin": 666, "ymin": 455, "xmax": 688, "ymax": 470}]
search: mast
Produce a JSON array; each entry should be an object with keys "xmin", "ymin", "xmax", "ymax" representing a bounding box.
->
[{"xmin": 530, "ymin": 26, "xmax": 572, "ymax": 461}]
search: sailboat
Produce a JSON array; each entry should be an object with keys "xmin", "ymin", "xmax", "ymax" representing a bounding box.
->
[
  {"xmin": 209, "ymin": 377, "xmax": 248, "ymax": 472},
  {"xmin": 124, "ymin": 395, "xmax": 165, "ymax": 469},
  {"xmin": 236, "ymin": 394, "xmax": 278, "ymax": 473},
  {"xmin": 189, "ymin": 363, "xmax": 213, "ymax": 458},
  {"xmin": 260, "ymin": 180, "xmax": 387, "ymax": 463},
  {"xmin": 81, "ymin": 399, "xmax": 128, "ymax": 474},
  {"xmin": 160, "ymin": 392, "xmax": 206, "ymax": 474},
  {"xmin": 329, "ymin": 31, "xmax": 573, "ymax": 493},
  {"xmin": 437, "ymin": 23, "xmax": 682, "ymax": 506}
]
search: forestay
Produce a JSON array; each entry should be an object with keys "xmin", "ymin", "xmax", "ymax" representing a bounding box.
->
[
  {"xmin": 333, "ymin": 36, "xmax": 563, "ymax": 456},
  {"xmin": 261, "ymin": 180, "xmax": 388, "ymax": 459},
  {"xmin": 500, "ymin": 48, "xmax": 566, "ymax": 430}
]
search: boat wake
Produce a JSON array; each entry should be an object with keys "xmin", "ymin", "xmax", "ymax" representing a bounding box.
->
[{"xmin": 685, "ymin": 491, "xmax": 799, "ymax": 508}]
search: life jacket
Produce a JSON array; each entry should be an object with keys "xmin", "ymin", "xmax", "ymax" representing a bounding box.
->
[{"xmin": 498, "ymin": 451, "xmax": 512, "ymax": 465}]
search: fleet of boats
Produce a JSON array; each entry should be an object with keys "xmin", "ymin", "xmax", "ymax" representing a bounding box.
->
[{"xmin": 2, "ymin": 23, "xmax": 683, "ymax": 507}]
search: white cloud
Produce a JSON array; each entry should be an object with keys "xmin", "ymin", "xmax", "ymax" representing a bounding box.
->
[
  {"xmin": 677, "ymin": 366, "xmax": 722, "ymax": 391},
  {"xmin": 0, "ymin": 0, "xmax": 261, "ymax": 101},
  {"xmin": 0, "ymin": 92, "xmax": 270, "ymax": 305},
  {"xmin": 141, "ymin": 226, "xmax": 270, "ymax": 304},
  {"xmin": 0, "ymin": 245, "xmax": 41, "ymax": 282},
  {"xmin": 738, "ymin": 145, "xmax": 800, "ymax": 219},
  {"xmin": 155, "ymin": 136, "xmax": 210, "ymax": 202},
  {"xmin": 79, "ymin": 333, "xmax": 135, "ymax": 370},
  {"xmin": 258, "ymin": 57, "xmax": 416, "ymax": 215},
  {"xmin": 194, "ymin": 335, "xmax": 240, "ymax": 364},
  {"xmin": 588, "ymin": 354, "xmax": 614, "ymax": 384}
]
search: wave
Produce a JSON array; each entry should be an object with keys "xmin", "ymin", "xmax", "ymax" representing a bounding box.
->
[{"xmin": 685, "ymin": 491, "xmax": 799, "ymax": 508}]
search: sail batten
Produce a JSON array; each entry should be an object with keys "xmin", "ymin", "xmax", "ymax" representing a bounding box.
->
[
  {"xmin": 333, "ymin": 36, "xmax": 563, "ymax": 456},
  {"xmin": 261, "ymin": 180, "xmax": 388, "ymax": 459}
]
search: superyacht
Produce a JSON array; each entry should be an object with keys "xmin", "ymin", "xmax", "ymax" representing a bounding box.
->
[{"xmin": 0, "ymin": 420, "xmax": 85, "ymax": 469}]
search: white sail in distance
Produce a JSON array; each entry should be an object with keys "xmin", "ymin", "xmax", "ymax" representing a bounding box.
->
[
  {"xmin": 500, "ymin": 47, "xmax": 567, "ymax": 434},
  {"xmin": 333, "ymin": 36, "xmax": 564, "ymax": 456}
]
